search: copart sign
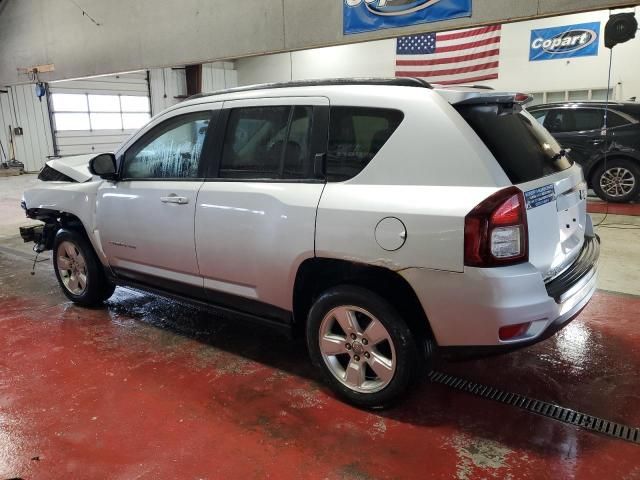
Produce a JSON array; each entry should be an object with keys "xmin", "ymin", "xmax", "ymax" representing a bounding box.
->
[
  {"xmin": 343, "ymin": 0, "xmax": 472, "ymax": 35},
  {"xmin": 530, "ymin": 22, "xmax": 600, "ymax": 61}
]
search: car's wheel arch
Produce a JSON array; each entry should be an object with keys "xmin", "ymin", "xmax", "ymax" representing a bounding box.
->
[
  {"xmin": 586, "ymin": 152, "xmax": 640, "ymax": 185},
  {"xmin": 292, "ymin": 257, "xmax": 436, "ymax": 354},
  {"xmin": 26, "ymin": 209, "xmax": 106, "ymax": 261}
]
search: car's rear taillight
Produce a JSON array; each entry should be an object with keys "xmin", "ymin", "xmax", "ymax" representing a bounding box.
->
[{"xmin": 464, "ymin": 187, "xmax": 528, "ymax": 267}]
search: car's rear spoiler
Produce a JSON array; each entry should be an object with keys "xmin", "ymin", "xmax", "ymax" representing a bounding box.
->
[
  {"xmin": 455, "ymin": 93, "xmax": 533, "ymax": 106},
  {"xmin": 435, "ymin": 88, "xmax": 533, "ymax": 106}
]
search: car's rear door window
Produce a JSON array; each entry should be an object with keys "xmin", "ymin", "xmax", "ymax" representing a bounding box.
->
[
  {"xmin": 327, "ymin": 107, "xmax": 403, "ymax": 182},
  {"xmin": 546, "ymin": 108, "xmax": 604, "ymax": 133},
  {"xmin": 573, "ymin": 109, "xmax": 604, "ymax": 131},
  {"xmin": 456, "ymin": 104, "xmax": 573, "ymax": 184},
  {"xmin": 220, "ymin": 105, "xmax": 313, "ymax": 180}
]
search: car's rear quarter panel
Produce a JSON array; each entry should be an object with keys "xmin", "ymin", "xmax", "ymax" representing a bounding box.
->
[
  {"xmin": 316, "ymin": 87, "xmax": 509, "ymax": 273},
  {"xmin": 315, "ymin": 184, "xmax": 497, "ymax": 272}
]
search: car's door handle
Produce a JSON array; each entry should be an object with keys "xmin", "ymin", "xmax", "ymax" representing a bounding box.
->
[
  {"xmin": 591, "ymin": 139, "xmax": 604, "ymax": 146},
  {"xmin": 160, "ymin": 195, "xmax": 189, "ymax": 205}
]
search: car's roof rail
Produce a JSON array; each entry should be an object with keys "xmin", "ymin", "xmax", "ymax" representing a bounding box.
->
[
  {"xmin": 188, "ymin": 77, "xmax": 433, "ymax": 100},
  {"xmin": 461, "ymin": 85, "xmax": 495, "ymax": 90}
]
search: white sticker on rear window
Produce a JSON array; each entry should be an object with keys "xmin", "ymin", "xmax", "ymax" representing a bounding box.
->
[{"xmin": 524, "ymin": 184, "xmax": 556, "ymax": 210}]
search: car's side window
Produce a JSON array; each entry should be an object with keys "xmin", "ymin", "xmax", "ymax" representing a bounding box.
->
[
  {"xmin": 545, "ymin": 110, "xmax": 573, "ymax": 132},
  {"xmin": 122, "ymin": 111, "xmax": 212, "ymax": 179},
  {"xmin": 546, "ymin": 108, "xmax": 605, "ymax": 133},
  {"xmin": 530, "ymin": 109, "xmax": 549, "ymax": 126},
  {"xmin": 606, "ymin": 112, "xmax": 632, "ymax": 128},
  {"xmin": 573, "ymin": 109, "xmax": 605, "ymax": 132},
  {"xmin": 326, "ymin": 107, "xmax": 404, "ymax": 182},
  {"xmin": 219, "ymin": 105, "xmax": 313, "ymax": 180},
  {"xmin": 283, "ymin": 107, "xmax": 313, "ymax": 179}
]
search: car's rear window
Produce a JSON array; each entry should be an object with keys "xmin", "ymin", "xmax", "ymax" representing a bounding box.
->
[{"xmin": 456, "ymin": 104, "xmax": 573, "ymax": 184}]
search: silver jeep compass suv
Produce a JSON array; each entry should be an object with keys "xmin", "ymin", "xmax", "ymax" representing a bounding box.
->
[{"xmin": 22, "ymin": 78, "xmax": 599, "ymax": 408}]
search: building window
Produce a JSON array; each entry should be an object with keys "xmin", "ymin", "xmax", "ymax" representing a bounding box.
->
[
  {"xmin": 51, "ymin": 93, "xmax": 151, "ymax": 132},
  {"xmin": 527, "ymin": 88, "xmax": 615, "ymax": 106}
]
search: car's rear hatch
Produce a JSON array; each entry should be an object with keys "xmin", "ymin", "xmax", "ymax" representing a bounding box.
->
[{"xmin": 444, "ymin": 88, "xmax": 589, "ymax": 281}]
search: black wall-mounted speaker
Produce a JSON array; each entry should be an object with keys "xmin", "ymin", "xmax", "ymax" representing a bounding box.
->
[{"xmin": 605, "ymin": 12, "xmax": 638, "ymax": 49}]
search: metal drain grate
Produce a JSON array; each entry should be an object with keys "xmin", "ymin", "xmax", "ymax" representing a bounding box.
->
[{"xmin": 429, "ymin": 371, "xmax": 640, "ymax": 445}]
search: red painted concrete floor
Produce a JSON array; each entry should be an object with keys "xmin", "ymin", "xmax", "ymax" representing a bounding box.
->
[
  {"xmin": 587, "ymin": 199, "xmax": 640, "ymax": 216},
  {"xmin": 1, "ymin": 253, "xmax": 640, "ymax": 479}
]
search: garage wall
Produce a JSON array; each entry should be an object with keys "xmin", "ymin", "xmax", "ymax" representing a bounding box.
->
[
  {"xmin": 202, "ymin": 62, "xmax": 238, "ymax": 94},
  {"xmin": 149, "ymin": 62, "xmax": 237, "ymax": 117},
  {"xmin": 488, "ymin": 8, "xmax": 640, "ymax": 100},
  {"xmin": 149, "ymin": 68, "xmax": 187, "ymax": 115},
  {"xmin": 2, "ymin": 0, "xmax": 639, "ymax": 87},
  {"xmin": 0, "ymin": 92, "xmax": 12, "ymax": 165},
  {"xmin": 49, "ymin": 72, "xmax": 150, "ymax": 156},
  {"xmin": 0, "ymin": 85, "xmax": 55, "ymax": 172},
  {"xmin": 236, "ymin": 8, "xmax": 640, "ymax": 101}
]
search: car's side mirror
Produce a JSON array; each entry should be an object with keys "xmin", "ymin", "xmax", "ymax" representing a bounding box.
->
[{"xmin": 89, "ymin": 153, "xmax": 118, "ymax": 180}]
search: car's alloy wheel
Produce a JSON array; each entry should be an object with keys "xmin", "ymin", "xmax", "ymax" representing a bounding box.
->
[
  {"xmin": 56, "ymin": 240, "xmax": 88, "ymax": 295},
  {"xmin": 599, "ymin": 166, "xmax": 636, "ymax": 199},
  {"xmin": 307, "ymin": 285, "xmax": 421, "ymax": 409},
  {"xmin": 53, "ymin": 229, "xmax": 115, "ymax": 306},
  {"xmin": 592, "ymin": 158, "xmax": 640, "ymax": 203},
  {"xmin": 318, "ymin": 305, "xmax": 396, "ymax": 394}
]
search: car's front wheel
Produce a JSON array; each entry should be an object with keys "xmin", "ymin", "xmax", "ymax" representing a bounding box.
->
[
  {"xmin": 306, "ymin": 285, "xmax": 420, "ymax": 409},
  {"xmin": 592, "ymin": 158, "xmax": 640, "ymax": 203},
  {"xmin": 53, "ymin": 229, "xmax": 115, "ymax": 306}
]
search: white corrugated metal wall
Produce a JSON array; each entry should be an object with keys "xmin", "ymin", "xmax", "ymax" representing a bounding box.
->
[
  {"xmin": 148, "ymin": 67, "xmax": 187, "ymax": 115},
  {"xmin": 49, "ymin": 71, "xmax": 150, "ymax": 156},
  {"xmin": 0, "ymin": 91, "xmax": 12, "ymax": 166},
  {"xmin": 0, "ymin": 85, "xmax": 55, "ymax": 172},
  {"xmin": 148, "ymin": 62, "xmax": 237, "ymax": 116},
  {"xmin": 202, "ymin": 62, "xmax": 238, "ymax": 94}
]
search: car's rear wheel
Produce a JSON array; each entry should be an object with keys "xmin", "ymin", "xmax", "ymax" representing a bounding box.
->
[
  {"xmin": 53, "ymin": 229, "xmax": 115, "ymax": 306},
  {"xmin": 306, "ymin": 285, "xmax": 420, "ymax": 409},
  {"xmin": 592, "ymin": 158, "xmax": 640, "ymax": 203}
]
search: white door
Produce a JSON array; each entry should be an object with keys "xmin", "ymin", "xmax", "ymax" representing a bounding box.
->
[
  {"xmin": 49, "ymin": 72, "xmax": 151, "ymax": 157},
  {"xmin": 195, "ymin": 97, "xmax": 329, "ymax": 318},
  {"xmin": 97, "ymin": 108, "xmax": 218, "ymax": 291}
]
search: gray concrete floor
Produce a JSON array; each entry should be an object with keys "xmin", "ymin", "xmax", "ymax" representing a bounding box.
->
[
  {"xmin": 1, "ymin": 174, "xmax": 638, "ymax": 295},
  {"xmin": 0, "ymin": 174, "xmax": 39, "ymax": 240},
  {"xmin": 592, "ymin": 213, "xmax": 640, "ymax": 296}
]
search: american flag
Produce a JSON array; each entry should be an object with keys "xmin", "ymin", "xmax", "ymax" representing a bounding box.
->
[{"xmin": 395, "ymin": 25, "xmax": 502, "ymax": 85}]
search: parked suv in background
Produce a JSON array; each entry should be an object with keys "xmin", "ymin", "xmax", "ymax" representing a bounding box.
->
[
  {"xmin": 528, "ymin": 102, "xmax": 640, "ymax": 203},
  {"xmin": 21, "ymin": 79, "xmax": 599, "ymax": 408}
]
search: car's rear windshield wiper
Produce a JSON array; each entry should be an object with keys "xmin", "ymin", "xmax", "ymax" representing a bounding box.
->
[{"xmin": 550, "ymin": 148, "xmax": 571, "ymax": 162}]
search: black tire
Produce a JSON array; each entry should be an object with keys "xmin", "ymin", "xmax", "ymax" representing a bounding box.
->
[
  {"xmin": 591, "ymin": 158, "xmax": 640, "ymax": 203},
  {"xmin": 53, "ymin": 229, "xmax": 115, "ymax": 307},
  {"xmin": 306, "ymin": 285, "xmax": 420, "ymax": 409}
]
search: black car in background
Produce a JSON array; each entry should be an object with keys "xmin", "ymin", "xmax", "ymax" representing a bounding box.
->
[{"xmin": 528, "ymin": 102, "xmax": 640, "ymax": 203}]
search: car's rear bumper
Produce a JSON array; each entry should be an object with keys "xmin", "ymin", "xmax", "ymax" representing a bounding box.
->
[{"xmin": 400, "ymin": 235, "xmax": 600, "ymax": 348}]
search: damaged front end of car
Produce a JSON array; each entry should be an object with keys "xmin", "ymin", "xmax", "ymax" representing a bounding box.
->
[
  {"xmin": 37, "ymin": 154, "xmax": 97, "ymax": 184},
  {"xmin": 20, "ymin": 153, "xmax": 107, "ymax": 254}
]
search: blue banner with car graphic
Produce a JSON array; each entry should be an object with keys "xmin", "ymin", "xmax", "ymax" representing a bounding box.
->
[
  {"xmin": 343, "ymin": 0, "xmax": 472, "ymax": 35},
  {"xmin": 530, "ymin": 22, "xmax": 600, "ymax": 61}
]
